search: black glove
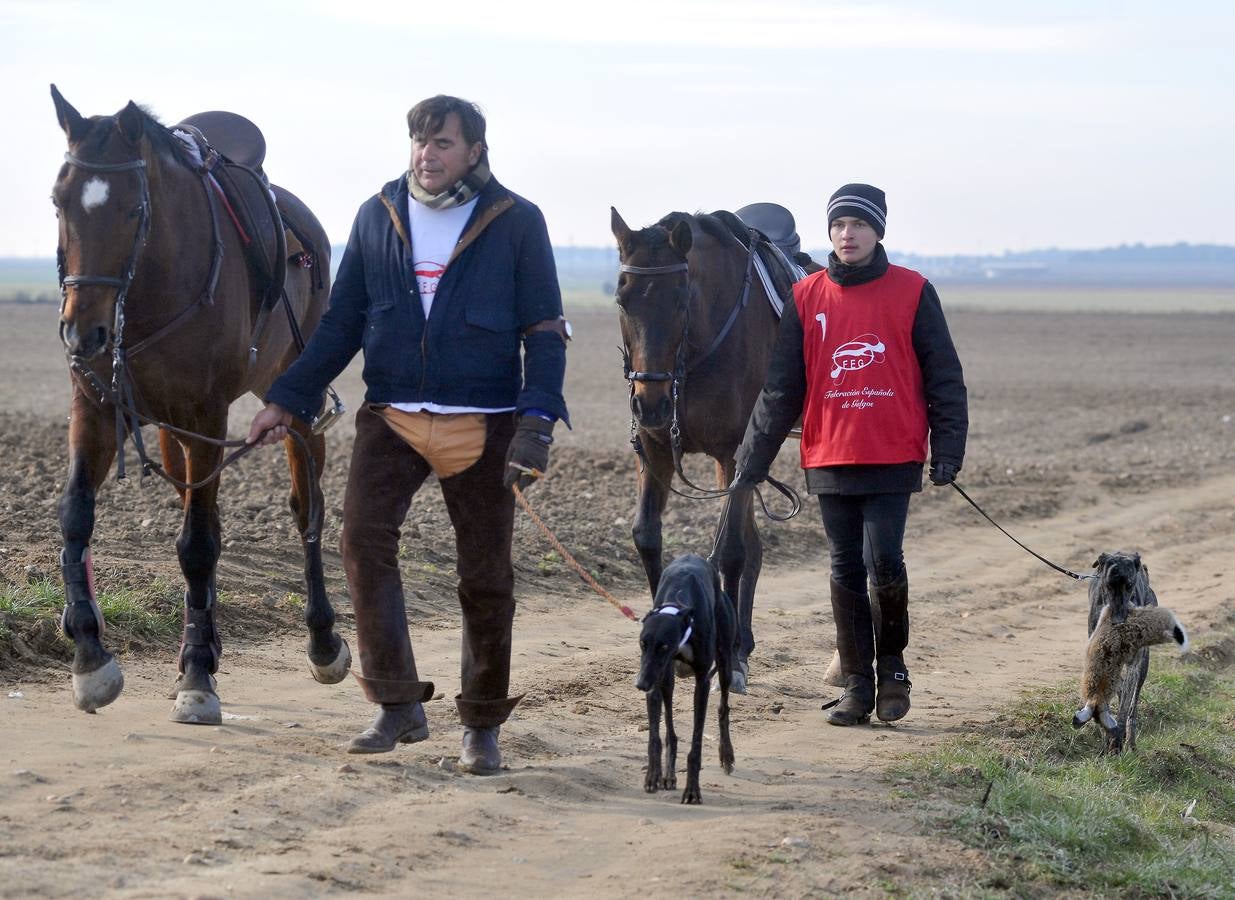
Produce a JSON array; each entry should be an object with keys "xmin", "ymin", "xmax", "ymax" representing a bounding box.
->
[
  {"xmin": 504, "ymin": 415, "xmax": 554, "ymax": 491},
  {"xmin": 929, "ymin": 460, "xmax": 958, "ymax": 486},
  {"xmin": 728, "ymin": 468, "xmax": 761, "ymax": 492}
]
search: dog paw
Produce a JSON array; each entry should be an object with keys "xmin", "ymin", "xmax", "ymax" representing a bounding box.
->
[
  {"xmin": 661, "ymin": 774, "xmax": 677, "ymax": 790},
  {"xmin": 680, "ymin": 786, "xmax": 702, "ymax": 805},
  {"xmin": 720, "ymin": 753, "xmax": 735, "ymax": 775},
  {"xmin": 644, "ymin": 766, "xmax": 661, "ymax": 793}
]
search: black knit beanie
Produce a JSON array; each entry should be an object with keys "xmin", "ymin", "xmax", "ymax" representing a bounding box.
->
[{"xmin": 827, "ymin": 183, "xmax": 887, "ymax": 239}]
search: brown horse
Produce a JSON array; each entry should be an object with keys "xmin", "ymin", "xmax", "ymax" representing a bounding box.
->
[
  {"xmin": 611, "ymin": 207, "xmax": 813, "ymax": 691},
  {"xmin": 50, "ymin": 86, "xmax": 350, "ymax": 724}
]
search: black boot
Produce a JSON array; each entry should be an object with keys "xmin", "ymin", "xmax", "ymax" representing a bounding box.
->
[
  {"xmin": 872, "ymin": 575, "xmax": 912, "ymax": 723},
  {"xmin": 346, "ymin": 702, "xmax": 430, "ymax": 753},
  {"xmin": 823, "ymin": 578, "xmax": 876, "ymax": 726},
  {"xmin": 459, "ymin": 725, "xmax": 502, "ymax": 775}
]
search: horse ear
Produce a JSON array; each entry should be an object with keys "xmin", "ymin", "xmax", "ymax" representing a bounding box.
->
[
  {"xmin": 669, "ymin": 219, "xmax": 693, "ymax": 258},
  {"xmin": 116, "ymin": 101, "xmax": 144, "ymax": 145},
  {"xmin": 611, "ymin": 207, "xmax": 632, "ymax": 247},
  {"xmin": 51, "ymin": 84, "xmax": 89, "ymax": 143}
]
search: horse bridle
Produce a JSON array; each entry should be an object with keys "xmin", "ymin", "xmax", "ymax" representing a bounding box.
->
[
  {"xmin": 617, "ymin": 239, "xmax": 801, "ymax": 520},
  {"xmin": 57, "ymin": 153, "xmax": 151, "ymax": 352},
  {"xmin": 53, "ymin": 149, "xmax": 324, "ymax": 534}
]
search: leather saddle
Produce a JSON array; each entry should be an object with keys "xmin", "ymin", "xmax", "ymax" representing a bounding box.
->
[
  {"xmin": 735, "ymin": 202, "xmax": 801, "ymax": 259},
  {"xmin": 714, "ymin": 206, "xmax": 813, "ymax": 314},
  {"xmin": 173, "ymin": 112, "xmax": 324, "ymax": 318}
]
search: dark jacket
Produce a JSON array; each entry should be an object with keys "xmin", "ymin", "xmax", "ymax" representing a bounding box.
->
[
  {"xmin": 267, "ymin": 174, "xmax": 569, "ymax": 425},
  {"xmin": 736, "ymin": 244, "xmax": 967, "ymax": 494}
]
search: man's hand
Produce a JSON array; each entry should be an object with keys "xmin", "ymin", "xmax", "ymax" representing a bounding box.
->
[
  {"xmin": 929, "ymin": 460, "xmax": 958, "ymax": 486},
  {"xmin": 728, "ymin": 469, "xmax": 760, "ymax": 492},
  {"xmin": 247, "ymin": 403, "xmax": 293, "ymax": 447},
  {"xmin": 504, "ymin": 415, "xmax": 554, "ymax": 492}
]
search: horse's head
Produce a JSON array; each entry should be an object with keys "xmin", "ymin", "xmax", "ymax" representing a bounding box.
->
[
  {"xmin": 51, "ymin": 85, "xmax": 151, "ymax": 359},
  {"xmin": 611, "ymin": 207, "xmax": 693, "ymax": 430}
]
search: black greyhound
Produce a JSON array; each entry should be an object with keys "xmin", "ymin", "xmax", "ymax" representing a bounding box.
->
[{"xmin": 635, "ymin": 554, "xmax": 736, "ymax": 804}]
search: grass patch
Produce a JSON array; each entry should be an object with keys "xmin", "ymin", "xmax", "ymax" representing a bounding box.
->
[
  {"xmin": 892, "ymin": 644, "xmax": 1235, "ymax": 897},
  {"xmin": 0, "ymin": 577, "xmax": 182, "ymax": 647}
]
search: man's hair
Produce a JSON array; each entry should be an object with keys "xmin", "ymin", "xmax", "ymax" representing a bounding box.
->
[{"xmin": 407, "ymin": 95, "xmax": 488, "ymax": 163}]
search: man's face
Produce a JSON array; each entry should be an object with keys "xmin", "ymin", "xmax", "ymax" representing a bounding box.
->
[
  {"xmin": 829, "ymin": 216, "xmax": 879, "ymax": 266},
  {"xmin": 411, "ymin": 112, "xmax": 482, "ymax": 194}
]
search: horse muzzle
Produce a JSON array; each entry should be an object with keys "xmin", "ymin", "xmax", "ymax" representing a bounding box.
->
[
  {"xmin": 631, "ymin": 391, "xmax": 673, "ymax": 430},
  {"xmin": 60, "ymin": 318, "xmax": 110, "ymax": 359}
]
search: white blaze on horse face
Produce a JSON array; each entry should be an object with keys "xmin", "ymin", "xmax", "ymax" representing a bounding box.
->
[
  {"xmin": 81, "ymin": 177, "xmax": 109, "ymax": 212},
  {"xmin": 815, "ymin": 312, "xmax": 826, "ymax": 342}
]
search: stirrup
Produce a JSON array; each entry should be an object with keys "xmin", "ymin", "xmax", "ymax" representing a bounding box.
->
[{"xmin": 312, "ymin": 386, "xmax": 346, "ymax": 434}]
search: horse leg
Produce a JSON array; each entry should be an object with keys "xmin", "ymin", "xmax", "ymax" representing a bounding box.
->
[
  {"xmin": 158, "ymin": 429, "xmax": 201, "ymax": 700},
  {"xmin": 710, "ymin": 458, "xmax": 760, "ymax": 693},
  {"xmin": 284, "ymin": 420, "xmax": 351, "ymax": 684},
  {"xmin": 168, "ymin": 435, "xmax": 225, "ymax": 725},
  {"xmin": 58, "ymin": 387, "xmax": 121, "ymax": 712},
  {"xmin": 632, "ymin": 437, "xmax": 673, "ymax": 597}
]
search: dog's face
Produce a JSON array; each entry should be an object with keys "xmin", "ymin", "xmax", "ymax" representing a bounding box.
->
[
  {"xmin": 636, "ymin": 613, "xmax": 688, "ymax": 692},
  {"xmin": 1092, "ymin": 551, "xmax": 1150, "ymax": 624}
]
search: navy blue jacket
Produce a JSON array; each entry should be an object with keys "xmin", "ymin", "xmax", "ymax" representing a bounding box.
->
[{"xmin": 267, "ymin": 174, "xmax": 569, "ymax": 425}]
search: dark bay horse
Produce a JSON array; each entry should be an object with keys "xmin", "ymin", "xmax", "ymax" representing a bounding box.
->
[
  {"xmin": 50, "ymin": 86, "xmax": 350, "ymax": 724},
  {"xmin": 611, "ymin": 207, "xmax": 812, "ymax": 691}
]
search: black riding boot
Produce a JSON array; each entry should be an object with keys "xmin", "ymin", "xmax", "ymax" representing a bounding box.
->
[
  {"xmin": 823, "ymin": 577, "xmax": 876, "ymax": 726},
  {"xmin": 872, "ymin": 575, "xmax": 912, "ymax": 722}
]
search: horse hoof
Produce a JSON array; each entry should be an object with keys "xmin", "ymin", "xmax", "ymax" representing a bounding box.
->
[
  {"xmin": 309, "ymin": 637, "xmax": 352, "ymax": 685},
  {"xmin": 730, "ymin": 669, "xmax": 748, "ymax": 695},
  {"xmin": 823, "ymin": 649, "xmax": 845, "ymax": 687},
  {"xmin": 169, "ymin": 689, "xmax": 222, "ymax": 725},
  {"xmin": 167, "ymin": 673, "xmax": 217, "ymax": 699},
  {"xmin": 72, "ymin": 656, "xmax": 124, "ymax": 712}
]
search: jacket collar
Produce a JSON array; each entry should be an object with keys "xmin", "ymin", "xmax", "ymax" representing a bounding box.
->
[
  {"xmin": 827, "ymin": 243, "xmax": 890, "ymax": 287},
  {"xmin": 379, "ymin": 173, "xmax": 513, "ymax": 258}
]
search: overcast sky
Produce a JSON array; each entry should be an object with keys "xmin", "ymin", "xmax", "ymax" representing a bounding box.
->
[{"xmin": 5, "ymin": 0, "xmax": 1233, "ymax": 257}]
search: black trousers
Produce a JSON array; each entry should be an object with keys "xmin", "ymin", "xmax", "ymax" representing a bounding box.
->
[
  {"xmin": 341, "ymin": 404, "xmax": 520, "ymax": 728},
  {"xmin": 817, "ymin": 492, "xmax": 911, "ymax": 594}
]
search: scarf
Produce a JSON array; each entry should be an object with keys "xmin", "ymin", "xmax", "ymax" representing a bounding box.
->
[{"xmin": 407, "ymin": 159, "xmax": 492, "ymax": 210}]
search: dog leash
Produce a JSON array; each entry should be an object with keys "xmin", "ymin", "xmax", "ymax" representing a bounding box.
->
[
  {"xmin": 949, "ymin": 481, "xmax": 1095, "ymax": 582},
  {"xmin": 511, "ymin": 480, "xmax": 639, "ymax": 621}
]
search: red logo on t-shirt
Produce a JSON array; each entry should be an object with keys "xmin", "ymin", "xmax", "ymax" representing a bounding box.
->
[{"xmin": 414, "ymin": 261, "xmax": 446, "ymax": 300}]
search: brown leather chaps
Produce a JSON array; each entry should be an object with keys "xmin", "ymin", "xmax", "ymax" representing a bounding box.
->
[{"xmin": 341, "ymin": 404, "xmax": 521, "ymax": 728}]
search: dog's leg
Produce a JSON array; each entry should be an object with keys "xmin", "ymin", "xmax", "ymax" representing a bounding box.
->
[
  {"xmin": 681, "ymin": 671, "xmax": 710, "ymax": 804},
  {"xmin": 1123, "ymin": 650, "xmax": 1150, "ymax": 752},
  {"xmin": 661, "ymin": 671, "xmax": 678, "ymax": 790},
  {"xmin": 717, "ymin": 662, "xmax": 734, "ymax": 776},
  {"xmin": 644, "ymin": 682, "xmax": 663, "ymax": 793},
  {"xmin": 716, "ymin": 595, "xmax": 737, "ymax": 776}
]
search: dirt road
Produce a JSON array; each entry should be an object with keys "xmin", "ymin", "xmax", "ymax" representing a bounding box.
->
[{"xmin": 2, "ymin": 302, "xmax": 1235, "ymax": 897}]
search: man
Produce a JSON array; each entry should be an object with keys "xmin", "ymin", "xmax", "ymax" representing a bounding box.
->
[
  {"xmin": 247, "ymin": 95, "xmax": 569, "ymax": 773},
  {"xmin": 733, "ymin": 183, "xmax": 967, "ymax": 727}
]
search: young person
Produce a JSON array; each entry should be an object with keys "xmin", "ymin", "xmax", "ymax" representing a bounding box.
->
[{"xmin": 733, "ymin": 183, "xmax": 967, "ymax": 726}]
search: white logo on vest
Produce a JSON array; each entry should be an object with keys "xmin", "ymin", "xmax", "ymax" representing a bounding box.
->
[{"xmin": 830, "ymin": 333, "xmax": 886, "ymax": 385}]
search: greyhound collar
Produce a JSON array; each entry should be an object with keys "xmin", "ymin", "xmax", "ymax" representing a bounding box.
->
[{"xmin": 652, "ymin": 606, "xmax": 692, "ymax": 650}]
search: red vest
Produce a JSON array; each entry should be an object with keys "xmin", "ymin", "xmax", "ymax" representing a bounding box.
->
[{"xmin": 794, "ymin": 264, "xmax": 928, "ymax": 467}]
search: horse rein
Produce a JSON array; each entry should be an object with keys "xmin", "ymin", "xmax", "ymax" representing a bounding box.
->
[
  {"xmin": 618, "ymin": 241, "xmax": 801, "ymax": 521},
  {"xmin": 56, "ymin": 148, "xmax": 323, "ymax": 538}
]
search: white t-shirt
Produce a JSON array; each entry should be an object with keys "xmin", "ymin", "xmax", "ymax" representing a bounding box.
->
[
  {"xmin": 408, "ymin": 195, "xmax": 477, "ymax": 320},
  {"xmin": 395, "ymin": 195, "xmax": 513, "ymax": 416}
]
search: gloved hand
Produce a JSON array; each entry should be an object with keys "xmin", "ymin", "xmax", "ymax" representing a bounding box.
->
[
  {"xmin": 728, "ymin": 468, "xmax": 761, "ymax": 492},
  {"xmin": 503, "ymin": 415, "xmax": 554, "ymax": 491},
  {"xmin": 929, "ymin": 460, "xmax": 958, "ymax": 486}
]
